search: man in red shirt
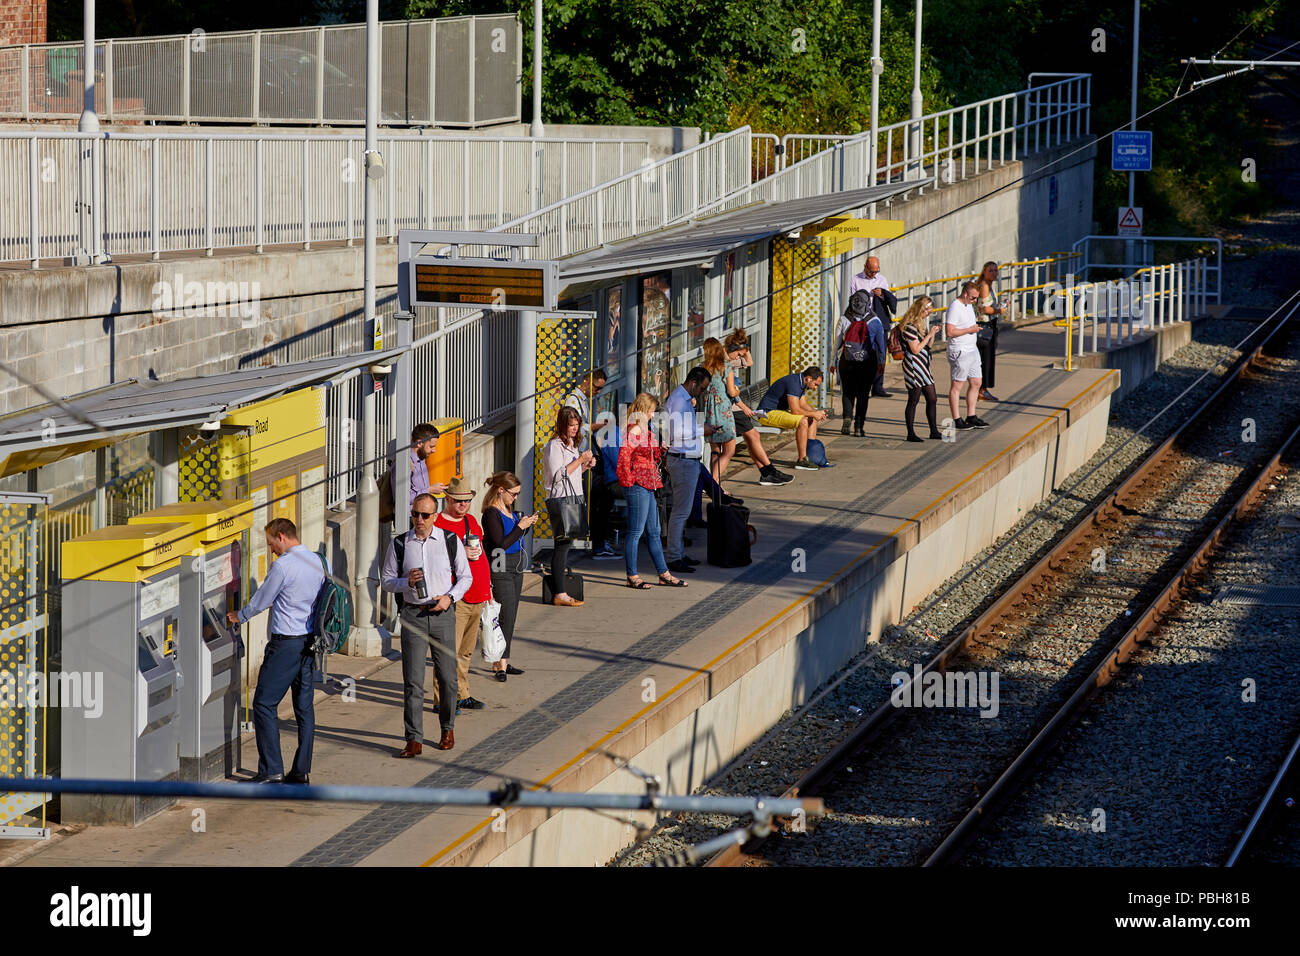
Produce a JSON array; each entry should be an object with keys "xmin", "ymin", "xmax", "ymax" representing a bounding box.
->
[{"xmin": 434, "ymin": 476, "xmax": 492, "ymax": 712}]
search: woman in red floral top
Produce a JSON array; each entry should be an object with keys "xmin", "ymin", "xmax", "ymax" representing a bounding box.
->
[{"xmin": 618, "ymin": 392, "xmax": 687, "ymax": 590}]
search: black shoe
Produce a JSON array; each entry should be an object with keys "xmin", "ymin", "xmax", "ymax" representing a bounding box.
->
[
  {"xmin": 758, "ymin": 467, "xmax": 794, "ymax": 486},
  {"xmin": 458, "ymin": 697, "xmax": 486, "ymax": 710},
  {"xmin": 929, "ymin": 430, "xmax": 944, "ymax": 440},
  {"xmin": 967, "ymin": 415, "xmax": 991, "ymax": 428},
  {"xmin": 872, "ymin": 388, "xmax": 891, "ymax": 397},
  {"xmin": 853, "ymin": 429, "xmax": 866, "ymax": 438},
  {"xmin": 954, "ymin": 418, "xmax": 974, "ymax": 430},
  {"xmin": 249, "ymin": 773, "xmax": 284, "ymax": 784},
  {"xmin": 682, "ymin": 555, "xmax": 701, "ymax": 566},
  {"xmin": 506, "ymin": 664, "xmax": 525, "ymax": 675},
  {"xmin": 906, "ymin": 434, "xmax": 924, "ymax": 443},
  {"xmin": 721, "ymin": 493, "xmax": 744, "ymax": 506},
  {"xmin": 666, "ymin": 559, "xmax": 696, "ymax": 573},
  {"xmin": 494, "ymin": 670, "xmax": 508, "ymax": 682},
  {"xmin": 841, "ymin": 420, "xmax": 851, "ymax": 435},
  {"xmin": 285, "ymin": 772, "xmax": 310, "ymax": 785}
]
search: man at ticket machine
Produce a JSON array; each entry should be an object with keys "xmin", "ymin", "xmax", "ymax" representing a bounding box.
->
[{"xmin": 227, "ymin": 517, "xmax": 324, "ymax": 784}]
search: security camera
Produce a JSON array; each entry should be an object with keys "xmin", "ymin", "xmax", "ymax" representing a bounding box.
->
[
  {"xmin": 198, "ymin": 420, "xmax": 222, "ymax": 434},
  {"xmin": 368, "ymin": 363, "xmax": 393, "ymax": 376}
]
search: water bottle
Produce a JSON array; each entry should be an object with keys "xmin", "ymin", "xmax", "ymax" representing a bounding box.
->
[{"xmin": 414, "ymin": 569, "xmax": 429, "ymax": 601}]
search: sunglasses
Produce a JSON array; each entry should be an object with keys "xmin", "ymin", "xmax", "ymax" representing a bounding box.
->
[{"xmin": 411, "ymin": 510, "xmax": 435, "ymax": 519}]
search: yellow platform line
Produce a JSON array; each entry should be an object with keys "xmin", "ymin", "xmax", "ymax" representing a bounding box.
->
[{"xmin": 420, "ymin": 369, "xmax": 1117, "ymax": 865}]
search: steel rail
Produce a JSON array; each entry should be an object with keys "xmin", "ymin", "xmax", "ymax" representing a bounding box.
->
[
  {"xmin": 708, "ymin": 298, "xmax": 1296, "ymax": 868},
  {"xmin": 1226, "ymin": 722, "xmax": 1300, "ymax": 866},
  {"xmin": 927, "ymin": 416, "xmax": 1300, "ymax": 866}
]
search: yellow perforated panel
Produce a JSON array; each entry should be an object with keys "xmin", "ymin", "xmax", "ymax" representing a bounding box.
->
[
  {"xmin": 769, "ymin": 236, "xmax": 824, "ymax": 381},
  {"xmin": 533, "ymin": 313, "xmax": 594, "ymax": 538},
  {"xmin": 0, "ymin": 497, "xmax": 48, "ymax": 831},
  {"xmin": 178, "ymin": 430, "xmax": 221, "ymax": 501}
]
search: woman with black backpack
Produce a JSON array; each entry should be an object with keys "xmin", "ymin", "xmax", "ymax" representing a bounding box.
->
[{"xmin": 835, "ymin": 289, "xmax": 885, "ymax": 437}]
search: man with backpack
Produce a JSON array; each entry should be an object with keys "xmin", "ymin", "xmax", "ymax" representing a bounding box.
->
[
  {"xmin": 849, "ymin": 256, "xmax": 898, "ymax": 397},
  {"xmin": 835, "ymin": 290, "xmax": 887, "ymax": 437},
  {"xmin": 382, "ymin": 491, "xmax": 472, "ymax": 755},
  {"xmin": 227, "ymin": 518, "xmax": 325, "ymax": 784}
]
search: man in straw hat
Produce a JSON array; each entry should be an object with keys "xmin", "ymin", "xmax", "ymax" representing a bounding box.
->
[{"xmin": 435, "ymin": 476, "xmax": 493, "ymax": 712}]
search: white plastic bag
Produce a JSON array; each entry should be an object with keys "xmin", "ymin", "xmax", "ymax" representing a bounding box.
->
[{"xmin": 480, "ymin": 599, "xmax": 506, "ymax": 664}]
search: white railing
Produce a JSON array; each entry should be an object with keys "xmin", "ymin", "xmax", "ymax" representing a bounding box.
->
[
  {"xmin": 410, "ymin": 307, "xmax": 520, "ymax": 433},
  {"xmin": 747, "ymin": 74, "xmax": 1090, "ymax": 202},
  {"xmin": 1055, "ymin": 257, "xmax": 1211, "ymax": 369},
  {"xmin": 890, "ymin": 252, "xmax": 1085, "ymax": 343},
  {"xmin": 1071, "ymin": 235, "xmax": 1222, "ymax": 303},
  {"xmin": 0, "ymin": 130, "xmax": 649, "ymax": 266},
  {"xmin": 0, "ymin": 15, "xmax": 520, "ymax": 128},
  {"xmin": 493, "ymin": 127, "xmax": 754, "ymax": 260}
]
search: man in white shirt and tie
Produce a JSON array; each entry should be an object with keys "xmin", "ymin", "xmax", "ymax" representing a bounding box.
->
[
  {"xmin": 382, "ymin": 492, "xmax": 472, "ymax": 754},
  {"xmin": 662, "ymin": 366, "xmax": 719, "ymax": 574}
]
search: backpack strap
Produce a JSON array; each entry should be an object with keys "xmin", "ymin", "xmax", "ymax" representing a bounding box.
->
[
  {"xmin": 443, "ymin": 529, "xmax": 460, "ymax": 588},
  {"xmin": 393, "ymin": 531, "xmax": 408, "ymax": 610}
]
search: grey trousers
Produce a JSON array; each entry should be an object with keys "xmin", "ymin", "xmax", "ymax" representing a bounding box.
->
[
  {"xmin": 399, "ymin": 603, "xmax": 458, "ymax": 742},
  {"xmin": 664, "ymin": 453, "xmax": 699, "ymax": 562}
]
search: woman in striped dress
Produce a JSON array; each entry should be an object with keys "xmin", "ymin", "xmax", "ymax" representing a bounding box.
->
[{"xmin": 899, "ymin": 296, "xmax": 942, "ymax": 442}]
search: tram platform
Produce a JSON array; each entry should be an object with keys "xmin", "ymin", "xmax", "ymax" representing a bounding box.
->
[{"xmin": 15, "ymin": 318, "xmax": 1134, "ymax": 868}]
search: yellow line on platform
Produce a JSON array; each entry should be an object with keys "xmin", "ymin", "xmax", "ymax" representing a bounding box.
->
[{"xmin": 419, "ymin": 369, "xmax": 1117, "ymax": 866}]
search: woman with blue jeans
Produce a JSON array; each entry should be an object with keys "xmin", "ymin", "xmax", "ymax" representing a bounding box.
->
[{"xmin": 617, "ymin": 392, "xmax": 687, "ymax": 590}]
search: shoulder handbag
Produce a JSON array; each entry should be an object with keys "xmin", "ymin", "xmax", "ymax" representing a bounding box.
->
[{"xmin": 545, "ymin": 467, "xmax": 588, "ymax": 541}]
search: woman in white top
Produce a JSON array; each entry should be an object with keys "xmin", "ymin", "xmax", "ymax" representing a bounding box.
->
[{"xmin": 542, "ymin": 405, "xmax": 595, "ymax": 607}]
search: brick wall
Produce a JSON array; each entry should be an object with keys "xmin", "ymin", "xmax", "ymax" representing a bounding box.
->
[{"xmin": 0, "ymin": 0, "xmax": 49, "ymax": 114}]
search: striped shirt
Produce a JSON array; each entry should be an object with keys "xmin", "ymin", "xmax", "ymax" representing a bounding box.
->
[{"xmin": 901, "ymin": 325, "xmax": 935, "ymax": 389}]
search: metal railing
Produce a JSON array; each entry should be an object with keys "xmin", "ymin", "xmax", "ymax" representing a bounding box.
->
[
  {"xmin": 889, "ymin": 252, "xmax": 1084, "ymax": 342},
  {"xmin": 747, "ymin": 74, "xmax": 1090, "ymax": 202},
  {"xmin": 1071, "ymin": 235, "xmax": 1223, "ymax": 304},
  {"xmin": 494, "ymin": 127, "xmax": 754, "ymax": 260},
  {"xmin": 1055, "ymin": 258, "xmax": 1211, "ymax": 369},
  {"xmin": 0, "ymin": 129, "xmax": 649, "ymax": 266},
  {"xmin": 0, "ymin": 15, "xmax": 520, "ymax": 128}
]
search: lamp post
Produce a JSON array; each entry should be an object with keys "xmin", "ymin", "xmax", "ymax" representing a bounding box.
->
[
  {"xmin": 530, "ymin": 0, "xmax": 544, "ymax": 137},
  {"xmin": 77, "ymin": 0, "xmax": 99, "ymax": 132},
  {"xmin": 909, "ymin": 0, "xmax": 923, "ymax": 179},
  {"xmin": 347, "ymin": 0, "xmax": 386, "ymax": 657},
  {"xmin": 1125, "ymin": 0, "xmax": 1140, "ymax": 270}
]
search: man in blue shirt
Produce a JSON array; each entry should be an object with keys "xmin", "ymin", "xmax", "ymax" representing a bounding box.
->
[
  {"xmin": 227, "ymin": 517, "xmax": 325, "ymax": 784},
  {"xmin": 662, "ymin": 367, "xmax": 719, "ymax": 573},
  {"xmin": 757, "ymin": 367, "xmax": 829, "ymax": 470}
]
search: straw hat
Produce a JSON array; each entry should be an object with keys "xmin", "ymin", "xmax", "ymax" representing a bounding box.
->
[{"xmin": 445, "ymin": 476, "xmax": 476, "ymax": 501}]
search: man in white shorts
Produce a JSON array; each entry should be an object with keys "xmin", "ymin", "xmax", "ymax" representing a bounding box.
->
[{"xmin": 945, "ymin": 281, "xmax": 990, "ymax": 430}]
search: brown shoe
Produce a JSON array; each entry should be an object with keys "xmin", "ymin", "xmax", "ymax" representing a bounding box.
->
[
  {"xmin": 396, "ymin": 740, "xmax": 423, "ymax": 758},
  {"xmin": 438, "ymin": 729, "xmax": 455, "ymax": 751}
]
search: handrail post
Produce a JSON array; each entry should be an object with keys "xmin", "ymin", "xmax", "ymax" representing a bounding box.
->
[
  {"xmin": 28, "ymin": 135, "xmax": 38, "ymax": 268},
  {"xmin": 255, "ymin": 138, "xmax": 264, "ymax": 252},
  {"xmin": 302, "ymin": 137, "xmax": 311, "ymax": 250},
  {"xmin": 205, "ymin": 137, "xmax": 214, "ymax": 255},
  {"xmin": 316, "ymin": 27, "xmax": 326, "ymax": 126},
  {"xmin": 151, "ymin": 136, "xmax": 160, "ymax": 259}
]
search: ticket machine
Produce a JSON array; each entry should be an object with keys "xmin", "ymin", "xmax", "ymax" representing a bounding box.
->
[
  {"xmin": 129, "ymin": 501, "xmax": 251, "ymax": 781},
  {"xmin": 60, "ymin": 522, "xmax": 197, "ymax": 825}
]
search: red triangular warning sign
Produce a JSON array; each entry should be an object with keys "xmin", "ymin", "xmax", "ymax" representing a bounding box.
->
[{"xmin": 1119, "ymin": 207, "xmax": 1141, "ymax": 228}]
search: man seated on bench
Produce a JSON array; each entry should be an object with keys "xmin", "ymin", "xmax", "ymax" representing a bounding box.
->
[{"xmin": 756, "ymin": 366, "xmax": 829, "ymax": 471}]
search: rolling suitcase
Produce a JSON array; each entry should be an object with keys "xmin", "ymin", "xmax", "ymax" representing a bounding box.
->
[{"xmin": 706, "ymin": 498, "xmax": 756, "ymax": 568}]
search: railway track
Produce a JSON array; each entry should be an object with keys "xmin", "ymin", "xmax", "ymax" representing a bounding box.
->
[{"xmin": 710, "ymin": 297, "xmax": 1300, "ymax": 868}]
